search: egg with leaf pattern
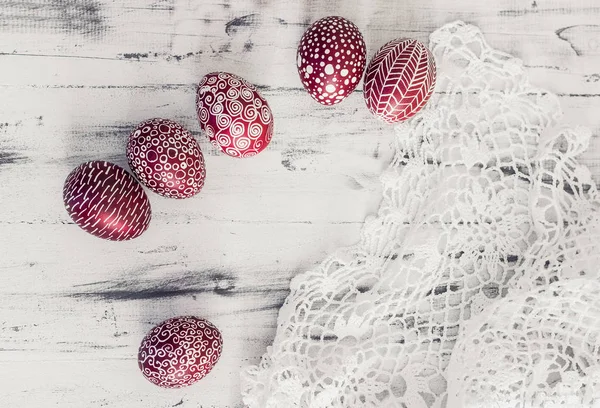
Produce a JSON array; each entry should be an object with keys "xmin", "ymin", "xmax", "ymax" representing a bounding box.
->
[{"xmin": 363, "ymin": 38, "xmax": 436, "ymax": 123}]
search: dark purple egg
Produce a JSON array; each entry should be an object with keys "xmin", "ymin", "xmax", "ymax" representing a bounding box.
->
[
  {"xmin": 63, "ymin": 160, "xmax": 151, "ymax": 241},
  {"xmin": 297, "ymin": 16, "xmax": 366, "ymax": 105}
]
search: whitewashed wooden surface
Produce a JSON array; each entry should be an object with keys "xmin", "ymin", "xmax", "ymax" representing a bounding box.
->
[{"xmin": 0, "ymin": 0, "xmax": 599, "ymax": 406}]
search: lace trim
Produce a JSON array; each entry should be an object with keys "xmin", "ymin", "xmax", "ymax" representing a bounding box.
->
[{"xmin": 242, "ymin": 21, "xmax": 600, "ymax": 408}]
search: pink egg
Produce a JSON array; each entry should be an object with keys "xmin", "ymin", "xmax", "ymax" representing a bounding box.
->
[
  {"xmin": 138, "ymin": 316, "xmax": 223, "ymax": 388},
  {"xmin": 127, "ymin": 118, "xmax": 206, "ymax": 199},
  {"xmin": 63, "ymin": 160, "xmax": 151, "ymax": 241},
  {"xmin": 363, "ymin": 38, "xmax": 436, "ymax": 123},
  {"xmin": 297, "ymin": 16, "xmax": 366, "ymax": 105},
  {"xmin": 196, "ymin": 72, "xmax": 274, "ymax": 158}
]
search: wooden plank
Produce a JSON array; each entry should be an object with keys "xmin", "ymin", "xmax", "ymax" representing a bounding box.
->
[
  {"xmin": 0, "ymin": 223, "xmax": 362, "ymax": 293},
  {"xmin": 1, "ymin": 0, "xmax": 599, "ymax": 94},
  {"xmin": 0, "ymin": 88, "xmax": 391, "ymax": 227},
  {"xmin": 1, "ymin": 52, "xmax": 599, "ymax": 100},
  {"xmin": 0, "ymin": 89, "xmax": 596, "ymax": 207},
  {"xmin": 0, "ymin": 221, "xmax": 361, "ymax": 407},
  {"xmin": 0, "ymin": 293, "xmax": 276, "ymax": 408},
  {"xmin": 0, "ymin": 358, "xmax": 250, "ymax": 407}
]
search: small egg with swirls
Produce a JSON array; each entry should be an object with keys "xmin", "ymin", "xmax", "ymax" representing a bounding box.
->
[
  {"xmin": 138, "ymin": 316, "xmax": 223, "ymax": 388},
  {"xmin": 196, "ymin": 72, "xmax": 274, "ymax": 158}
]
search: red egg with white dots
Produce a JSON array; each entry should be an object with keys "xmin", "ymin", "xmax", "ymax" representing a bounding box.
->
[
  {"xmin": 63, "ymin": 160, "xmax": 152, "ymax": 241},
  {"xmin": 297, "ymin": 16, "xmax": 366, "ymax": 105},
  {"xmin": 138, "ymin": 316, "xmax": 223, "ymax": 388},
  {"xmin": 127, "ymin": 118, "xmax": 206, "ymax": 199}
]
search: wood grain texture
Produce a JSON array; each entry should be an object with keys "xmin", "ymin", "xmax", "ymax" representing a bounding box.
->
[{"xmin": 0, "ymin": 0, "xmax": 599, "ymax": 407}]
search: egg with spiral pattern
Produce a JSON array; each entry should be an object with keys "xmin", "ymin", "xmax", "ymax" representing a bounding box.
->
[
  {"xmin": 138, "ymin": 316, "xmax": 223, "ymax": 388},
  {"xmin": 297, "ymin": 16, "xmax": 366, "ymax": 105},
  {"xmin": 127, "ymin": 118, "xmax": 206, "ymax": 199},
  {"xmin": 63, "ymin": 160, "xmax": 151, "ymax": 241},
  {"xmin": 363, "ymin": 38, "xmax": 437, "ymax": 123},
  {"xmin": 196, "ymin": 72, "xmax": 274, "ymax": 158}
]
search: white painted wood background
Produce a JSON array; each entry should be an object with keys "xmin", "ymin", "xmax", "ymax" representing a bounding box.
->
[{"xmin": 0, "ymin": 0, "xmax": 599, "ymax": 406}]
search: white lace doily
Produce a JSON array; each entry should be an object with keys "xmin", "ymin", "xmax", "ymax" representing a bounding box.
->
[{"xmin": 242, "ymin": 21, "xmax": 600, "ymax": 408}]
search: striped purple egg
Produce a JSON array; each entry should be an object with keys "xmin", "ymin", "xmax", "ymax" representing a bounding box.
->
[{"xmin": 63, "ymin": 161, "xmax": 152, "ymax": 241}]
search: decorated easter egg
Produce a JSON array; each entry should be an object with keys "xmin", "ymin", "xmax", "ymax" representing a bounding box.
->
[
  {"xmin": 196, "ymin": 72, "xmax": 274, "ymax": 158},
  {"xmin": 363, "ymin": 38, "xmax": 436, "ymax": 123},
  {"xmin": 297, "ymin": 16, "xmax": 366, "ymax": 105},
  {"xmin": 63, "ymin": 160, "xmax": 151, "ymax": 241},
  {"xmin": 138, "ymin": 316, "xmax": 223, "ymax": 388},
  {"xmin": 127, "ymin": 118, "xmax": 205, "ymax": 199}
]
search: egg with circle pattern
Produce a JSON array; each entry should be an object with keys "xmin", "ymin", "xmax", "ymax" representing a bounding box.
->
[
  {"xmin": 297, "ymin": 16, "xmax": 366, "ymax": 105},
  {"xmin": 196, "ymin": 72, "xmax": 274, "ymax": 158},
  {"xmin": 63, "ymin": 160, "xmax": 151, "ymax": 241},
  {"xmin": 127, "ymin": 118, "xmax": 206, "ymax": 199},
  {"xmin": 138, "ymin": 316, "xmax": 223, "ymax": 388},
  {"xmin": 363, "ymin": 38, "xmax": 437, "ymax": 123}
]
